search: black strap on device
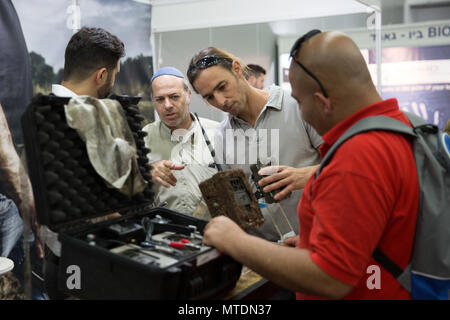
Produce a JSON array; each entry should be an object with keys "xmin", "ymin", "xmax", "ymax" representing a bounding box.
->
[{"xmin": 194, "ymin": 113, "xmax": 224, "ymax": 172}]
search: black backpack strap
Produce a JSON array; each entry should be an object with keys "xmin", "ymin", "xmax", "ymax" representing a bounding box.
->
[{"xmin": 403, "ymin": 111, "xmax": 439, "ymax": 134}]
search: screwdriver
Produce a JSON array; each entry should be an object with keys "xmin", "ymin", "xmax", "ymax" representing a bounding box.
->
[
  {"xmin": 140, "ymin": 241, "xmax": 182, "ymax": 256},
  {"xmin": 168, "ymin": 242, "xmax": 201, "ymax": 250},
  {"xmin": 164, "ymin": 238, "xmax": 201, "ymax": 250}
]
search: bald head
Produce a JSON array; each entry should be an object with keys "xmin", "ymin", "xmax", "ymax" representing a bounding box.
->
[
  {"xmin": 295, "ymin": 31, "xmax": 375, "ymax": 97},
  {"xmin": 289, "ymin": 30, "xmax": 381, "ymax": 135}
]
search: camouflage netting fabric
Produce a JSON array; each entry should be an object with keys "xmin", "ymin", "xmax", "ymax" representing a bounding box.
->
[{"xmin": 0, "ymin": 272, "xmax": 24, "ymax": 300}]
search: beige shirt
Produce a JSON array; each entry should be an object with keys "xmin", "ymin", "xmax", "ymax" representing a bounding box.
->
[{"xmin": 143, "ymin": 114, "xmax": 220, "ymax": 217}]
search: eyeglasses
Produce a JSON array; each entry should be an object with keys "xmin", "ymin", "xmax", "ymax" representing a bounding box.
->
[
  {"xmin": 289, "ymin": 29, "xmax": 328, "ymax": 98},
  {"xmin": 188, "ymin": 56, "xmax": 233, "ymax": 72}
]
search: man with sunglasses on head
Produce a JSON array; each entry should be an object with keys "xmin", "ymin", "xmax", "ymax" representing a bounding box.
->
[
  {"xmin": 143, "ymin": 67, "xmax": 219, "ymax": 218},
  {"xmin": 187, "ymin": 48, "xmax": 323, "ymax": 241},
  {"xmin": 201, "ymin": 30, "xmax": 419, "ymax": 299}
]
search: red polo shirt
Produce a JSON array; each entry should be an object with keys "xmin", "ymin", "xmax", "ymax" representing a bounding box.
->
[{"xmin": 296, "ymin": 98, "xmax": 419, "ymax": 300}]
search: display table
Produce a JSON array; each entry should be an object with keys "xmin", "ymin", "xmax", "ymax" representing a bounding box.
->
[{"xmin": 219, "ymin": 266, "xmax": 294, "ymax": 300}]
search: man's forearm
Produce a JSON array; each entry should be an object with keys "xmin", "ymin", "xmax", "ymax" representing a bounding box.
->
[
  {"xmin": 0, "ymin": 105, "xmax": 39, "ymax": 245},
  {"xmin": 225, "ymin": 232, "xmax": 351, "ymax": 299},
  {"xmin": 0, "ymin": 106, "xmax": 24, "ymax": 207}
]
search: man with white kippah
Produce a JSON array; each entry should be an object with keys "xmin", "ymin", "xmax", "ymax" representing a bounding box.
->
[{"xmin": 143, "ymin": 66, "xmax": 220, "ymax": 218}]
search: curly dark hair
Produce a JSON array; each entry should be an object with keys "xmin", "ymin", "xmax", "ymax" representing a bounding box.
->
[{"xmin": 63, "ymin": 27, "xmax": 125, "ymax": 82}]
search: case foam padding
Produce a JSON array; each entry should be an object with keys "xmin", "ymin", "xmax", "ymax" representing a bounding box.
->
[{"xmin": 22, "ymin": 94, "xmax": 154, "ymax": 230}]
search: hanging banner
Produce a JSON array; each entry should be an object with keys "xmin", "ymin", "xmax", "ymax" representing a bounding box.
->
[
  {"xmin": 364, "ymin": 45, "xmax": 450, "ymax": 131},
  {"xmin": 351, "ymin": 21, "xmax": 450, "ymax": 131},
  {"xmin": 351, "ymin": 20, "xmax": 450, "ymax": 49},
  {"xmin": 279, "ymin": 21, "xmax": 450, "ymax": 130},
  {"xmin": 0, "ymin": 0, "xmax": 33, "ymax": 148}
]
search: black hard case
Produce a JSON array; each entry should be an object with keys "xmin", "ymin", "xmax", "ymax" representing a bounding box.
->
[{"xmin": 22, "ymin": 94, "xmax": 241, "ymax": 299}]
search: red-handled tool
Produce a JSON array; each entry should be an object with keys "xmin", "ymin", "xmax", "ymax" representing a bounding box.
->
[{"xmin": 168, "ymin": 241, "xmax": 201, "ymax": 250}]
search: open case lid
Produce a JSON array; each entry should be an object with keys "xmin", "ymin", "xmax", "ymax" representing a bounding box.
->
[{"xmin": 21, "ymin": 94, "xmax": 155, "ymax": 232}]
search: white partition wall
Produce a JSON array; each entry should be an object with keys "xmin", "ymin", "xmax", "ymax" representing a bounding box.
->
[
  {"xmin": 150, "ymin": 0, "xmax": 369, "ymax": 33},
  {"xmin": 151, "ymin": 23, "xmax": 278, "ymax": 122},
  {"xmin": 149, "ymin": 0, "xmax": 369, "ymax": 122}
]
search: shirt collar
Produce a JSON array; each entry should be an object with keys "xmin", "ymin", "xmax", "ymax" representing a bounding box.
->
[
  {"xmin": 228, "ymin": 84, "xmax": 282, "ymax": 126},
  {"xmin": 320, "ymin": 98, "xmax": 400, "ymax": 158},
  {"xmin": 51, "ymin": 84, "xmax": 78, "ymax": 98},
  {"xmin": 159, "ymin": 113, "xmax": 197, "ymax": 142},
  {"xmin": 265, "ymin": 84, "xmax": 283, "ymax": 111}
]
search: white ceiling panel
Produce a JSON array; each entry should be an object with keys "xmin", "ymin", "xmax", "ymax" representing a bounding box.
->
[{"xmin": 151, "ymin": 0, "xmax": 370, "ymax": 33}]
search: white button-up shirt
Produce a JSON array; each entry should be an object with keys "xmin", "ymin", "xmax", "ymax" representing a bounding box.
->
[{"xmin": 51, "ymin": 84, "xmax": 78, "ymax": 98}]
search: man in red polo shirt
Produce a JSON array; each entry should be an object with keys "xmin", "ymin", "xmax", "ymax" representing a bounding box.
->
[{"xmin": 202, "ymin": 30, "xmax": 419, "ymax": 299}]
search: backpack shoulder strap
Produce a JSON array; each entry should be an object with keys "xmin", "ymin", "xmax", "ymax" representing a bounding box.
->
[
  {"xmin": 312, "ymin": 114, "xmax": 420, "ymax": 286},
  {"xmin": 315, "ymin": 115, "xmax": 417, "ymax": 179},
  {"xmin": 402, "ymin": 111, "xmax": 428, "ymax": 127}
]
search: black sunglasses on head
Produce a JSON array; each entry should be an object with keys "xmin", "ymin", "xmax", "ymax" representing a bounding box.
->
[
  {"xmin": 289, "ymin": 29, "xmax": 328, "ymax": 98},
  {"xmin": 189, "ymin": 56, "xmax": 233, "ymax": 71}
]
